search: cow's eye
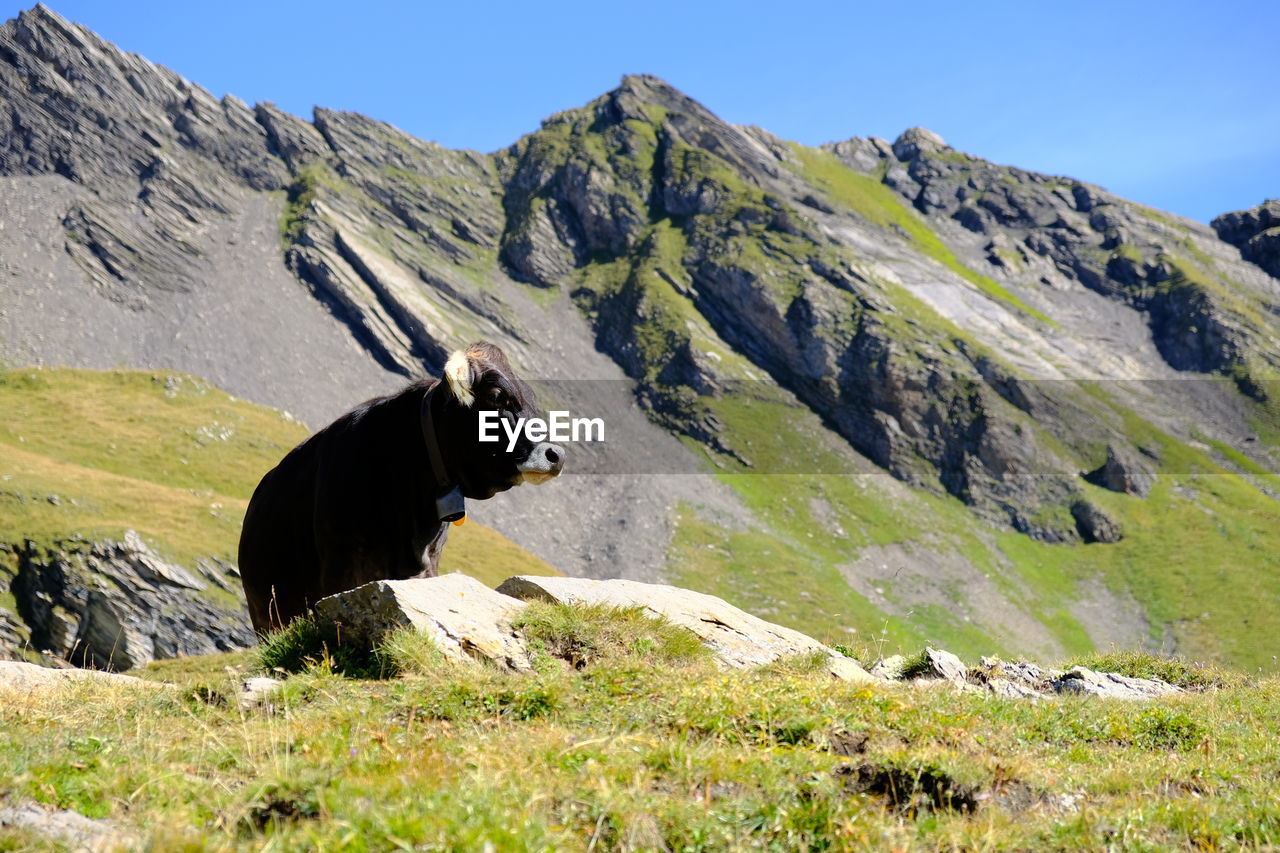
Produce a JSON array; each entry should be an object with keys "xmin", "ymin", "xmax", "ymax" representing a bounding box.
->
[{"xmin": 485, "ymin": 387, "xmax": 508, "ymax": 408}]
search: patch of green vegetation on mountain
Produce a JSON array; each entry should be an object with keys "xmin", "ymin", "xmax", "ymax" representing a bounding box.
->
[
  {"xmin": 1160, "ymin": 252, "xmax": 1265, "ymax": 333},
  {"xmin": 569, "ymin": 223, "xmax": 698, "ymax": 379},
  {"xmin": 0, "ymin": 369, "xmax": 304, "ymax": 501},
  {"xmin": 667, "ymin": 506, "xmax": 926, "ymax": 657},
  {"xmin": 278, "ymin": 163, "xmax": 324, "ymax": 245},
  {"xmin": 439, "ymin": 524, "xmax": 561, "ymax": 589},
  {"xmin": 787, "ymin": 143, "xmax": 1052, "ymax": 324}
]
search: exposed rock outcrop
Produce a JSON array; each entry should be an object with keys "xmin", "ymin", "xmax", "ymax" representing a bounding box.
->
[
  {"xmin": 7, "ymin": 532, "xmax": 252, "ymax": 670},
  {"xmin": 310, "ymin": 574, "xmax": 1184, "ymax": 701},
  {"xmin": 1088, "ymin": 443, "xmax": 1157, "ymax": 497},
  {"xmin": 1213, "ymin": 200, "xmax": 1280, "ymax": 279},
  {"xmin": 881, "ymin": 652, "xmax": 1183, "ymax": 700},
  {"xmin": 0, "ymin": 659, "xmax": 163, "ymax": 692}
]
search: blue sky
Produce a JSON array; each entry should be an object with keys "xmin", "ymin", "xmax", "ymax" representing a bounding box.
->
[{"xmin": 11, "ymin": 1, "xmax": 1278, "ymax": 222}]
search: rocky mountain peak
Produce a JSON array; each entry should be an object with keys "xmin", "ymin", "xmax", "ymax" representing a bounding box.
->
[
  {"xmin": 600, "ymin": 73, "xmax": 718, "ymax": 125},
  {"xmin": 892, "ymin": 126, "xmax": 947, "ymax": 160}
]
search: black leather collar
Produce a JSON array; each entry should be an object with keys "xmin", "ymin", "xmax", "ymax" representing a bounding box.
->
[{"xmin": 420, "ymin": 384, "xmax": 466, "ymax": 523}]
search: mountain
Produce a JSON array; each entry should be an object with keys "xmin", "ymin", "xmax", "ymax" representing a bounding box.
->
[{"xmin": 1, "ymin": 5, "xmax": 1277, "ymax": 667}]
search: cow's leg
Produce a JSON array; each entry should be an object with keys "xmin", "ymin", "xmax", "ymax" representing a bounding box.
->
[{"xmin": 414, "ymin": 525, "xmax": 448, "ymax": 578}]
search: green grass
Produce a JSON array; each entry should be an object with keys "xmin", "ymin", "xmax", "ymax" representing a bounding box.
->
[
  {"xmin": 513, "ymin": 602, "xmax": 712, "ymax": 670},
  {"xmin": 788, "ymin": 143, "xmax": 1053, "ymax": 324},
  {"xmin": 2, "ymin": 639, "xmax": 1278, "ymax": 850},
  {"xmin": 278, "ymin": 163, "xmax": 326, "ymax": 246}
]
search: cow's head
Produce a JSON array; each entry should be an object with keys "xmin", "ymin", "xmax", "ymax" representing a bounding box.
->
[{"xmin": 433, "ymin": 341, "xmax": 565, "ymax": 500}]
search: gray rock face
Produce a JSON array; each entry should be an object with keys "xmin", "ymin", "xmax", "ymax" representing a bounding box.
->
[
  {"xmin": 1070, "ymin": 500, "xmax": 1124, "ymax": 544},
  {"xmin": 921, "ymin": 647, "xmax": 968, "ymax": 685},
  {"xmin": 7, "ymin": 533, "xmax": 253, "ymax": 670},
  {"xmin": 826, "ymin": 127, "xmax": 1280, "ymax": 401},
  {"xmin": 1213, "ymin": 200, "xmax": 1280, "ymax": 279},
  {"xmin": 891, "ymin": 127, "xmax": 947, "ymax": 161},
  {"xmin": 1054, "ymin": 666, "xmax": 1181, "ymax": 699},
  {"xmin": 0, "ymin": 606, "xmax": 28, "ymax": 659},
  {"xmin": 0, "ymin": 6, "xmax": 400, "ymax": 428}
]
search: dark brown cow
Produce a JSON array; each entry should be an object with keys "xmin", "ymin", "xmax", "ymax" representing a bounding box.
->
[{"xmin": 238, "ymin": 341, "xmax": 564, "ymax": 634}]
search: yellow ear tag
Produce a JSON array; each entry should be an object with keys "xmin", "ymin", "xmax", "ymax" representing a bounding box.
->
[{"xmin": 452, "ymin": 516, "xmax": 466, "ymax": 526}]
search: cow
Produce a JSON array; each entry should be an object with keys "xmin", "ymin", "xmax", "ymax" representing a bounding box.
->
[{"xmin": 237, "ymin": 341, "xmax": 565, "ymax": 634}]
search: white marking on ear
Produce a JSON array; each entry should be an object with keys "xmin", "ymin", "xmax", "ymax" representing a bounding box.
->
[{"xmin": 444, "ymin": 350, "xmax": 474, "ymax": 406}]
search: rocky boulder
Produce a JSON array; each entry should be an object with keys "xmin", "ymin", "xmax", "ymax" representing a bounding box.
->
[
  {"xmin": 311, "ymin": 574, "xmax": 872, "ymax": 682},
  {"xmin": 312, "ymin": 573, "xmax": 533, "ymax": 671},
  {"xmin": 876, "ymin": 652, "xmax": 1183, "ymax": 700},
  {"xmin": 891, "ymin": 127, "xmax": 948, "ymax": 161},
  {"xmin": 0, "ymin": 660, "xmax": 162, "ymax": 693},
  {"xmin": 497, "ymin": 575, "xmax": 872, "ymax": 681},
  {"xmin": 1088, "ymin": 443, "xmax": 1157, "ymax": 497},
  {"xmin": 8, "ymin": 532, "xmax": 253, "ymax": 670},
  {"xmin": 0, "ymin": 802, "xmax": 130, "ymax": 852},
  {"xmin": 1070, "ymin": 500, "xmax": 1124, "ymax": 543}
]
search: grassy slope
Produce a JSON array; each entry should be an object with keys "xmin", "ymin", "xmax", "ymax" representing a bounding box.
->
[
  {"xmin": 0, "ymin": 368, "xmax": 302, "ymax": 578},
  {"xmin": 669, "ymin": 382, "xmax": 1280, "ymax": 671},
  {"xmin": 0, "ymin": 367, "xmax": 555, "ymax": 606},
  {"xmin": 2, "ymin": 625, "xmax": 1276, "ymax": 851}
]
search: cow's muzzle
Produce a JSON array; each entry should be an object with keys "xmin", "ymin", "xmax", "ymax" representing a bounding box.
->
[{"xmin": 518, "ymin": 442, "xmax": 565, "ymax": 485}]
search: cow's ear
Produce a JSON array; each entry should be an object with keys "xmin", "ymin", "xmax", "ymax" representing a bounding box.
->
[{"xmin": 444, "ymin": 349, "xmax": 476, "ymax": 406}]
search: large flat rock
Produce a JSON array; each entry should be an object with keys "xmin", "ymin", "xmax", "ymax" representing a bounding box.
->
[
  {"xmin": 496, "ymin": 575, "xmax": 872, "ymax": 682},
  {"xmin": 312, "ymin": 573, "xmax": 533, "ymax": 671},
  {"xmin": 0, "ymin": 661, "xmax": 163, "ymax": 694}
]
